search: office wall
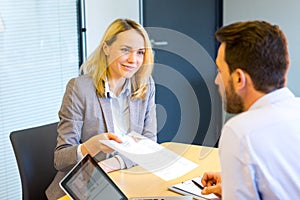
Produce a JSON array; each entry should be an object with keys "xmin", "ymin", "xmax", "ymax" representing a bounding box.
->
[
  {"xmin": 86, "ymin": 0, "xmax": 300, "ymax": 96},
  {"xmin": 224, "ymin": 0, "xmax": 300, "ymax": 96},
  {"xmin": 85, "ymin": 0, "xmax": 139, "ymax": 56}
]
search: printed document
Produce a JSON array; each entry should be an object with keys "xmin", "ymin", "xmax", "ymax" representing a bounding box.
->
[
  {"xmin": 100, "ymin": 132, "xmax": 198, "ymax": 181},
  {"xmin": 169, "ymin": 176, "xmax": 220, "ymax": 200}
]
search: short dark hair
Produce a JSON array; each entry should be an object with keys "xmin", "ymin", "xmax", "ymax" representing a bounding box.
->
[{"xmin": 215, "ymin": 20, "xmax": 289, "ymax": 93}]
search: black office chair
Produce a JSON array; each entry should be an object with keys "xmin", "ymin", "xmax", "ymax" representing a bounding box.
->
[{"xmin": 10, "ymin": 122, "xmax": 58, "ymax": 200}]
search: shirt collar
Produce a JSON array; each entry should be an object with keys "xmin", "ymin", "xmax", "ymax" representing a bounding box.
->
[
  {"xmin": 106, "ymin": 78, "xmax": 131, "ymax": 98},
  {"xmin": 249, "ymin": 87, "xmax": 295, "ymax": 110}
]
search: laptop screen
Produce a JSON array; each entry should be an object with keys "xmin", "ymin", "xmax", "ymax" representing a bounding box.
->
[{"xmin": 59, "ymin": 154, "xmax": 127, "ymax": 200}]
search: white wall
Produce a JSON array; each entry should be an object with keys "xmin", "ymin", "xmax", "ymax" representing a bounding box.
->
[
  {"xmin": 224, "ymin": 0, "xmax": 300, "ymax": 96},
  {"xmin": 85, "ymin": 0, "xmax": 300, "ymax": 96},
  {"xmin": 85, "ymin": 0, "xmax": 140, "ymax": 56}
]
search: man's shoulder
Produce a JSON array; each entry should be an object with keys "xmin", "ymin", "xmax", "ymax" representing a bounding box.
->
[{"xmin": 224, "ymin": 97, "xmax": 300, "ymax": 136}]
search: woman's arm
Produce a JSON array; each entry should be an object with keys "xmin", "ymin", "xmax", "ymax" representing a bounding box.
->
[{"xmin": 54, "ymin": 78, "xmax": 84, "ymax": 171}]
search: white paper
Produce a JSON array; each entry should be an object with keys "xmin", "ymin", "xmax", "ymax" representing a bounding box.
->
[
  {"xmin": 170, "ymin": 177, "xmax": 219, "ymax": 200},
  {"xmin": 100, "ymin": 132, "xmax": 198, "ymax": 181}
]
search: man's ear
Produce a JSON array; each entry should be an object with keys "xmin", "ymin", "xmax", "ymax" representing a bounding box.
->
[
  {"xmin": 233, "ymin": 68, "xmax": 246, "ymax": 90},
  {"xmin": 103, "ymin": 42, "xmax": 109, "ymax": 56}
]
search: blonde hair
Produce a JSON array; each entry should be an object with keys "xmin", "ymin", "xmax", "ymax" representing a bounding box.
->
[{"xmin": 80, "ymin": 18, "xmax": 154, "ymax": 99}]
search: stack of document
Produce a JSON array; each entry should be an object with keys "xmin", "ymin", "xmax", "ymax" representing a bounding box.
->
[{"xmin": 100, "ymin": 132, "xmax": 198, "ymax": 181}]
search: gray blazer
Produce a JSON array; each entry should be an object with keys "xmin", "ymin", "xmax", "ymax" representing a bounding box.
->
[{"xmin": 46, "ymin": 75, "xmax": 157, "ymax": 200}]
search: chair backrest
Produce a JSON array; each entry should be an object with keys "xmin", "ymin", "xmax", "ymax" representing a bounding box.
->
[{"xmin": 10, "ymin": 122, "xmax": 58, "ymax": 200}]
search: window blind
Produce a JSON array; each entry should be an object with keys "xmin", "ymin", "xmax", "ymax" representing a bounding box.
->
[{"xmin": 0, "ymin": 0, "xmax": 81, "ymax": 199}]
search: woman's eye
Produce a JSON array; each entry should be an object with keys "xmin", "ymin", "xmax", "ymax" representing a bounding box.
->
[
  {"xmin": 137, "ymin": 50, "xmax": 145, "ymax": 55},
  {"xmin": 121, "ymin": 48, "xmax": 130, "ymax": 53}
]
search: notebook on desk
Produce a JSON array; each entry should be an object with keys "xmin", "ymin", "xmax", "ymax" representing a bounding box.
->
[
  {"xmin": 169, "ymin": 177, "xmax": 219, "ymax": 200},
  {"xmin": 59, "ymin": 154, "xmax": 192, "ymax": 200}
]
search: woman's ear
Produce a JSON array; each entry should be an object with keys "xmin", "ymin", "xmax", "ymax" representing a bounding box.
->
[{"xmin": 103, "ymin": 42, "xmax": 109, "ymax": 56}]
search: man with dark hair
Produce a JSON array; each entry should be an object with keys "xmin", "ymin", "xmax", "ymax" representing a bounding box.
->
[{"xmin": 201, "ymin": 20, "xmax": 300, "ymax": 199}]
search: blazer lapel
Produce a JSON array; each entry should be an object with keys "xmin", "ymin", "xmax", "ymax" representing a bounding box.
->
[
  {"xmin": 129, "ymin": 98, "xmax": 141, "ymax": 133},
  {"xmin": 98, "ymin": 97, "xmax": 114, "ymax": 132}
]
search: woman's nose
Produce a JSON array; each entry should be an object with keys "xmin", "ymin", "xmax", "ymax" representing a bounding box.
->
[{"xmin": 127, "ymin": 51, "xmax": 137, "ymax": 63}]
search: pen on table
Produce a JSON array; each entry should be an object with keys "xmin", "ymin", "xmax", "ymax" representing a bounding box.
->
[{"xmin": 191, "ymin": 180, "xmax": 204, "ymax": 190}]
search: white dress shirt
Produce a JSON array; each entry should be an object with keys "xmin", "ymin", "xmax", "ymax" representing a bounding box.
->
[
  {"xmin": 106, "ymin": 79, "xmax": 131, "ymax": 169},
  {"xmin": 219, "ymin": 87, "xmax": 300, "ymax": 199},
  {"xmin": 109, "ymin": 79, "xmax": 130, "ymax": 137}
]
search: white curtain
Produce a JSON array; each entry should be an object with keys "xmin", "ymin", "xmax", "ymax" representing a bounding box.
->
[{"xmin": 0, "ymin": 0, "xmax": 80, "ymax": 199}]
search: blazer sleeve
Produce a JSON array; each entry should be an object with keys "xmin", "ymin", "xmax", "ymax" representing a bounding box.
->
[{"xmin": 54, "ymin": 77, "xmax": 84, "ymax": 171}]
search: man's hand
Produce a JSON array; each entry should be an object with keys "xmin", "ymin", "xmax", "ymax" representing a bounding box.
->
[
  {"xmin": 82, "ymin": 133, "xmax": 122, "ymax": 156},
  {"xmin": 201, "ymin": 172, "xmax": 222, "ymax": 198}
]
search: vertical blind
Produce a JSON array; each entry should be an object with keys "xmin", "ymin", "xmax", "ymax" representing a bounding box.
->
[{"xmin": 0, "ymin": 0, "xmax": 80, "ymax": 199}]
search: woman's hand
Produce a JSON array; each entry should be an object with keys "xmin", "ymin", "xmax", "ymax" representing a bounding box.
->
[
  {"xmin": 98, "ymin": 156, "xmax": 122, "ymax": 173},
  {"xmin": 81, "ymin": 133, "xmax": 122, "ymax": 156}
]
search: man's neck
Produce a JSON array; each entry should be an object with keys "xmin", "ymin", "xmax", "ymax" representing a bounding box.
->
[{"xmin": 243, "ymin": 88, "xmax": 265, "ymax": 111}]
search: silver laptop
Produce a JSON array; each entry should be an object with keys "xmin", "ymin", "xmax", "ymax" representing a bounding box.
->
[{"xmin": 59, "ymin": 154, "xmax": 192, "ymax": 200}]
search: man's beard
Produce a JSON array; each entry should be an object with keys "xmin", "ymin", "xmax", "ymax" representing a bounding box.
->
[{"xmin": 224, "ymin": 79, "xmax": 244, "ymax": 114}]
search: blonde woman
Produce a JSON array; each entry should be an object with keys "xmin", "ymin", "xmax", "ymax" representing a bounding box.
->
[{"xmin": 46, "ymin": 18, "xmax": 157, "ymax": 200}]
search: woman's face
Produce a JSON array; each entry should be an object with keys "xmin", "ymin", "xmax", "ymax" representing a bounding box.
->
[{"xmin": 104, "ymin": 29, "xmax": 145, "ymax": 80}]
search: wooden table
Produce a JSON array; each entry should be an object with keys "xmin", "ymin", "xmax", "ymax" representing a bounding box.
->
[{"xmin": 58, "ymin": 142, "xmax": 220, "ymax": 199}]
